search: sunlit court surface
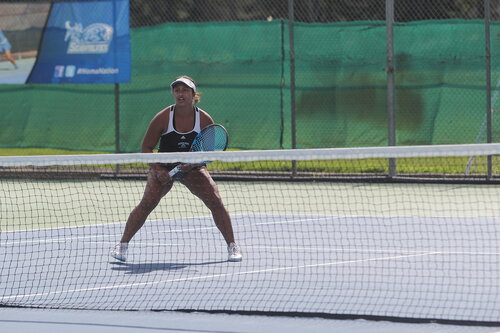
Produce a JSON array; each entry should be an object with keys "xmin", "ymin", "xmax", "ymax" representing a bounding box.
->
[
  {"xmin": 2, "ymin": 210, "xmax": 500, "ymax": 311},
  {"xmin": 2, "ymin": 208, "xmax": 500, "ymax": 315},
  {"xmin": 1, "ymin": 208, "xmax": 500, "ymax": 333}
]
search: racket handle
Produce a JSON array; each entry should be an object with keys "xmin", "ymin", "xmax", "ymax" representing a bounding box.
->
[{"xmin": 168, "ymin": 165, "xmax": 181, "ymax": 177}]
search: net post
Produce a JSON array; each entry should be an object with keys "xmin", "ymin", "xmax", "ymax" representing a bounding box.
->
[{"xmin": 386, "ymin": 0, "xmax": 397, "ymax": 178}]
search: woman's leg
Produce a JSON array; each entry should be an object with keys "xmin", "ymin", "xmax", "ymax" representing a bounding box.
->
[
  {"xmin": 183, "ymin": 167, "xmax": 235, "ymax": 245},
  {"xmin": 120, "ymin": 170, "xmax": 173, "ymax": 243},
  {"xmin": 112, "ymin": 170, "xmax": 172, "ymax": 261}
]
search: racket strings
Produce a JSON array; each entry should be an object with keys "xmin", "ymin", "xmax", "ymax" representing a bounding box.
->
[{"xmin": 191, "ymin": 125, "xmax": 228, "ymax": 152}]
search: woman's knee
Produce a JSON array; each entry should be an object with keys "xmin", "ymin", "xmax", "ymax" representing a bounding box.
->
[
  {"xmin": 203, "ymin": 193, "xmax": 226, "ymax": 211},
  {"xmin": 133, "ymin": 191, "xmax": 163, "ymax": 215}
]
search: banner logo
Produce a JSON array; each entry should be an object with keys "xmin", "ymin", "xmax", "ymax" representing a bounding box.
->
[
  {"xmin": 64, "ymin": 21, "xmax": 113, "ymax": 54},
  {"xmin": 20, "ymin": 0, "xmax": 130, "ymax": 84}
]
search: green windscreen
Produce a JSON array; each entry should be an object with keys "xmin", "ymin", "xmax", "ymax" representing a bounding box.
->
[{"xmin": 1, "ymin": 19, "xmax": 497, "ymax": 152}]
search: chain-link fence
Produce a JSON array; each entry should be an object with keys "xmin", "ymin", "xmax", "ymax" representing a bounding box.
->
[
  {"xmin": 0, "ymin": 0, "xmax": 499, "ymax": 170},
  {"xmin": 127, "ymin": 0, "xmax": 490, "ymax": 25}
]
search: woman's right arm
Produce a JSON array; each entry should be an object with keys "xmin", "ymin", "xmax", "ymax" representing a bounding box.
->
[
  {"xmin": 142, "ymin": 110, "xmax": 167, "ymax": 153},
  {"xmin": 142, "ymin": 109, "xmax": 171, "ymax": 183}
]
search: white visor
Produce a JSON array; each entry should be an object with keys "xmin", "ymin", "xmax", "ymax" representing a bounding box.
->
[{"xmin": 170, "ymin": 77, "xmax": 196, "ymax": 92}]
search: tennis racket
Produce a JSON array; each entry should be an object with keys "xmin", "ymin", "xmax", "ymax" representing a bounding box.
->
[{"xmin": 168, "ymin": 124, "xmax": 229, "ymax": 177}]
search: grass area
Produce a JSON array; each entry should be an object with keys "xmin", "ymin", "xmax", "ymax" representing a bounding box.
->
[{"xmin": 213, "ymin": 156, "xmax": 500, "ymax": 175}]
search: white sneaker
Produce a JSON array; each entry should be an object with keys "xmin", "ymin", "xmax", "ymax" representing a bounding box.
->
[
  {"xmin": 227, "ymin": 242, "xmax": 243, "ymax": 262},
  {"xmin": 111, "ymin": 243, "xmax": 128, "ymax": 262}
]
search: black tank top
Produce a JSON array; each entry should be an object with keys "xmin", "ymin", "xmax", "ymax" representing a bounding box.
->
[{"xmin": 158, "ymin": 105, "xmax": 201, "ymax": 152}]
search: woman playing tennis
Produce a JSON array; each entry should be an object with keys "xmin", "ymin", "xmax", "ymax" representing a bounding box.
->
[{"xmin": 111, "ymin": 75, "xmax": 242, "ymax": 262}]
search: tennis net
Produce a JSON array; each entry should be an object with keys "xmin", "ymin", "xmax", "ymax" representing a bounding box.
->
[{"xmin": 1, "ymin": 144, "xmax": 499, "ymax": 325}]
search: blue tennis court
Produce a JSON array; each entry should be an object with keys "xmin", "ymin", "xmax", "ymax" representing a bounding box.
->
[
  {"xmin": 2, "ymin": 212, "xmax": 500, "ymax": 324},
  {"xmin": 0, "ymin": 57, "xmax": 35, "ymax": 83}
]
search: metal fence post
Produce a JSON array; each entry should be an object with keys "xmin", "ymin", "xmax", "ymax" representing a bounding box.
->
[
  {"xmin": 485, "ymin": 0, "xmax": 493, "ymax": 179},
  {"xmin": 288, "ymin": 0, "xmax": 297, "ymax": 177},
  {"xmin": 114, "ymin": 83, "xmax": 121, "ymax": 177},
  {"xmin": 386, "ymin": 0, "xmax": 396, "ymax": 177}
]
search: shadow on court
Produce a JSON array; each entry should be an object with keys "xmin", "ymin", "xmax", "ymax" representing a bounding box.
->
[{"xmin": 110, "ymin": 261, "xmax": 227, "ymax": 274}]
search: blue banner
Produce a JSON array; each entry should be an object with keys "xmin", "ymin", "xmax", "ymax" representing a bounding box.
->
[{"xmin": 26, "ymin": 0, "xmax": 130, "ymax": 84}]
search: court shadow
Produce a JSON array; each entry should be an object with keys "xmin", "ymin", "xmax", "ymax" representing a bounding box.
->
[{"xmin": 110, "ymin": 260, "xmax": 226, "ymax": 274}]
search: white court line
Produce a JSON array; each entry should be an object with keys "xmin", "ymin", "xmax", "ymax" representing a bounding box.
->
[
  {"xmin": 3, "ymin": 237, "xmax": 496, "ymax": 256},
  {"xmin": 3, "ymin": 214, "xmax": 500, "ymax": 256},
  {"xmin": 0, "ymin": 215, "xmax": 216, "ymax": 245},
  {"xmin": 0, "ymin": 214, "xmax": 313, "ymax": 245},
  {"xmin": 0, "ymin": 251, "xmax": 439, "ymax": 301},
  {"xmin": 3, "ymin": 213, "xmax": 495, "ymax": 235},
  {"xmin": 1, "ymin": 225, "xmax": 218, "ymax": 246},
  {"xmin": 0, "ymin": 234, "xmax": 115, "ymax": 246},
  {"xmin": 246, "ymin": 245, "xmax": 500, "ymax": 256},
  {"xmin": 0, "ymin": 221, "xmax": 125, "ymax": 233},
  {"xmin": 0, "ymin": 214, "xmax": 217, "ymax": 234}
]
